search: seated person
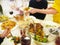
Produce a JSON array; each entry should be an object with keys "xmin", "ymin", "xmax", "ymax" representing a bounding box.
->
[
  {"xmin": 29, "ymin": 0, "xmax": 60, "ymax": 24},
  {"xmin": 29, "ymin": 0, "xmax": 48, "ymax": 20}
]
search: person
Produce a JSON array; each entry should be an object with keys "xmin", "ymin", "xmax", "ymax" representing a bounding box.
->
[
  {"xmin": 29, "ymin": 0, "xmax": 48, "ymax": 20},
  {"xmin": 29, "ymin": 0, "xmax": 60, "ymax": 24},
  {"xmin": 0, "ymin": 28, "xmax": 10, "ymax": 44}
]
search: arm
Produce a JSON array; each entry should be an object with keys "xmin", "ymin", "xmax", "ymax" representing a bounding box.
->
[
  {"xmin": 29, "ymin": 7, "xmax": 58, "ymax": 14},
  {"xmin": 0, "ymin": 28, "xmax": 10, "ymax": 38},
  {"xmin": 37, "ymin": 8, "xmax": 58, "ymax": 14}
]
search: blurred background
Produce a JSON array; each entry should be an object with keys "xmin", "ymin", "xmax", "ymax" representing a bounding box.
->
[{"xmin": 0, "ymin": 0, "xmax": 54, "ymax": 21}]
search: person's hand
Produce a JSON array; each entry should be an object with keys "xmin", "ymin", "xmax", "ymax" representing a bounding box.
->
[
  {"xmin": 0, "ymin": 27, "xmax": 11, "ymax": 38},
  {"xmin": 29, "ymin": 8, "xmax": 38, "ymax": 14}
]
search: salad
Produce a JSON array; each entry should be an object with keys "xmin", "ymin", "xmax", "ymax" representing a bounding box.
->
[{"xmin": 33, "ymin": 35, "xmax": 48, "ymax": 43}]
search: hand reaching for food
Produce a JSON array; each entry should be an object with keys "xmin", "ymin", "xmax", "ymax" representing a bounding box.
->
[{"xmin": 28, "ymin": 8, "xmax": 38, "ymax": 14}]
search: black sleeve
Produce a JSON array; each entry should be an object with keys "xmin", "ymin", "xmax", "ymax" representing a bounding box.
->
[{"xmin": 0, "ymin": 37, "xmax": 4, "ymax": 44}]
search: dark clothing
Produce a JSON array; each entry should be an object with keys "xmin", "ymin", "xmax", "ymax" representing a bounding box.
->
[
  {"xmin": 0, "ymin": 37, "xmax": 4, "ymax": 44},
  {"xmin": 0, "ymin": 5, "xmax": 3, "ymax": 14},
  {"xmin": 29, "ymin": 0, "xmax": 48, "ymax": 20}
]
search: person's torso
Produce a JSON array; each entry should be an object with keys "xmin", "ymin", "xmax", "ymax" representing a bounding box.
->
[
  {"xmin": 29, "ymin": 0, "xmax": 47, "ymax": 20},
  {"xmin": 29, "ymin": 0, "xmax": 47, "ymax": 9}
]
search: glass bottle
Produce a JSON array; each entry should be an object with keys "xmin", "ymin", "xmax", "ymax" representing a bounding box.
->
[{"xmin": 20, "ymin": 29, "xmax": 31, "ymax": 45}]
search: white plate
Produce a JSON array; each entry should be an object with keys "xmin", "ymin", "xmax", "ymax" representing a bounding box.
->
[{"xmin": 42, "ymin": 21, "xmax": 60, "ymax": 27}]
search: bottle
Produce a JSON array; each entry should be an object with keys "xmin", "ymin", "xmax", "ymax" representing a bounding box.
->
[
  {"xmin": 55, "ymin": 36, "xmax": 60, "ymax": 45},
  {"xmin": 20, "ymin": 29, "xmax": 31, "ymax": 45}
]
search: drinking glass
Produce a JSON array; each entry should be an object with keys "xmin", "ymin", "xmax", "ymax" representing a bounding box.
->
[{"xmin": 20, "ymin": 29, "xmax": 31, "ymax": 45}]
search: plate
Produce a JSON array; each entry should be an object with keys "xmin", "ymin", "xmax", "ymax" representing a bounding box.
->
[
  {"xmin": 0, "ymin": 20, "xmax": 17, "ymax": 31},
  {"xmin": 42, "ymin": 21, "xmax": 60, "ymax": 27}
]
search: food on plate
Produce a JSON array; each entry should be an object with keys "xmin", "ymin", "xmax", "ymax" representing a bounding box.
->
[
  {"xmin": 1, "ymin": 20, "xmax": 16, "ymax": 30},
  {"xmin": 29, "ymin": 23, "xmax": 44, "ymax": 37},
  {"xmin": 0, "ymin": 15, "xmax": 9, "ymax": 22},
  {"xmin": 29, "ymin": 23, "xmax": 48, "ymax": 42},
  {"xmin": 29, "ymin": 23, "xmax": 34, "ymax": 33},
  {"xmin": 34, "ymin": 35, "xmax": 48, "ymax": 43}
]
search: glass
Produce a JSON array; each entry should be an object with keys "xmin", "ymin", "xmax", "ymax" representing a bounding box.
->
[
  {"xmin": 20, "ymin": 29, "xmax": 31, "ymax": 45},
  {"xmin": 21, "ymin": 36, "xmax": 31, "ymax": 45}
]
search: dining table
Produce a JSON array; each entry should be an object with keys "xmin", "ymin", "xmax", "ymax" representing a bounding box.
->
[{"xmin": 0, "ymin": 16, "xmax": 60, "ymax": 45}]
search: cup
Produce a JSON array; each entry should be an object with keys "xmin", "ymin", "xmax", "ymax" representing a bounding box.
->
[
  {"xmin": 21, "ymin": 36, "xmax": 31, "ymax": 45},
  {"xmin": 20, "ymin": 29, "xmax": 31, "ymax": 45}
]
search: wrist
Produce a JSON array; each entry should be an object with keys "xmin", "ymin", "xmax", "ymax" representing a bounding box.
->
[{"xmin": 36, "ymin": 9, "xmax": 40, "ymax": 13}]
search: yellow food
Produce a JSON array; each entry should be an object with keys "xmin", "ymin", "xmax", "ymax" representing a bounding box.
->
[
  {"xmin": 1, "ymin": 20, "xmax": 16, "ymax": 30},
  {"xmin": 0, "ymin": 15, "xmax": 9, "ymax": 22}
]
